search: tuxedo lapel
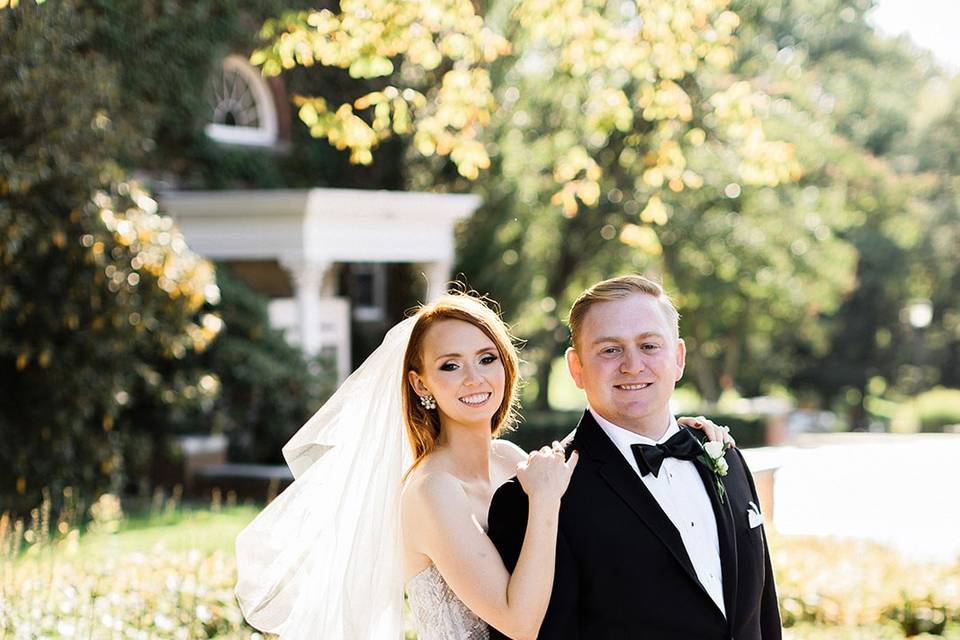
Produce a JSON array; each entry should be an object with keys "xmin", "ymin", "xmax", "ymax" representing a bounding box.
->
[
  {"xmin": 575, "ymin": 413, "xmax": 707, "ymax": 599},
  {"xmin": 693, "ymin": 447, "xmax": 739, "ymax": 626}
]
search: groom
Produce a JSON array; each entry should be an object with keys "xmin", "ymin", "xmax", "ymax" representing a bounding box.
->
[{"xmin": 487, "ymin": 275, "xmax": 781, "ymax": 639}]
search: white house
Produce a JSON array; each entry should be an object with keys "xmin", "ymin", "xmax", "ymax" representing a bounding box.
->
[
  {"xmin": 161, "ymin": 188, "xmax": 480, "ymax": 382},
  {"xmin": 159, "ymin": 55, "xmax": 481, "ymax": 382}
]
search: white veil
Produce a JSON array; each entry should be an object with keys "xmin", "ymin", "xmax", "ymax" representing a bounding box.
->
[{"xmin": 235, "ymin": 317, "xmax": 416, "ymax": 639}]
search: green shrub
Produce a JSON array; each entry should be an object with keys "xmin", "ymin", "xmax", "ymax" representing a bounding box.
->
[
  {"xmin": 702, "ymin": 413, "xmax": 767, "ymax": 449},
  {"xmin": 887, "ymin": 596, "xmax": 949, "ymax": 636},
  {"xmin": 5, "ymin": 491, "xmax": 960, "ymax": 639},
  {"xmin": 188, "ymin": 266, "xmax": 336, "ymax": 465},
  {"xmin": 771, "ymin": 534, "xmax": 960, "ymax": 634},
  {"xmin": 0, "ymin": 2, "xmax": 219, "ymax": 514},
  {"xmin": 0, "ymin": 491, "xmax": 258, "ymax": 638},
  {"xmin": 914, "ymin": 388, "xmax": 960, "ymax": 433},
  {"xmin": 503, "ymin": 410, "xmax": 583, "ymax": 452}
]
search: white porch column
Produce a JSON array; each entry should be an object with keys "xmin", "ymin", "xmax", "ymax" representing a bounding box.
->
[
  {"xmin": 423, "ymin": 260, "xmax": 453, "ymax": 301},
  {"xmin": 319, "ymin": 263, "xmax": 339, "ymax": 297},
  {"xmin": 288, "ymin": 260, "xmax": 331, "ymax": 356}
]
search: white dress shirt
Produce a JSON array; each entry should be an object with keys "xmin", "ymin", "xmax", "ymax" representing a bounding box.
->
[{"xmin": 590, "ymin": 408, "xmax": 726, "ymax": 616}]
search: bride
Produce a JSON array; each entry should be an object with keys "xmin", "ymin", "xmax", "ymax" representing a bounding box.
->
[{"xmin": 235, "ymin": 292, "xmax": 731, "ymax": 639}]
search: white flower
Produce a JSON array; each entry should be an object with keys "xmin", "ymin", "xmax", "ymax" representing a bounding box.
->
[
  {"xmin": 704, "ymin": 440, "xmax": 725, "ymax": 460},
  {"xmin": 716, "ymin": 457, "xmax": 729, "ymax": 476},
  {"xmin": 153, "ymin": 613, "xmax": 174, "ymax": 632},
  {"xmin": 698, "ymin": 438, "xmax": 731, "ymax": 501}
]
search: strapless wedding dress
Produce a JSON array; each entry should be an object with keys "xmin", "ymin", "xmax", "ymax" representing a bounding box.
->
[{"xmin": 407, "ymin": 564, "xmax": 490, "ymax": 640}]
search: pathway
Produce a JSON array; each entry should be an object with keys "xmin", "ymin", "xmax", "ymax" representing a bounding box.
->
[{"xmin": 743, "ymin": 433, "xmax": 960, "ymax": 562}]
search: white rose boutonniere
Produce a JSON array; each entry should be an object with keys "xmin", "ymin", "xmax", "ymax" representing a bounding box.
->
[{"xmin": 699, "ymin": 440, "xmax": 730, "ymax": 503}]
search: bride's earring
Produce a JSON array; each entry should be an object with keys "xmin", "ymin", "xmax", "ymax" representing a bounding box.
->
[{"xmin": 419, "ymin": 393, "xmax": 436, "ymax": 410}]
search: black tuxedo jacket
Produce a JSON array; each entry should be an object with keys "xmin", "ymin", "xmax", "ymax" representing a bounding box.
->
[{"xmin": 487, "ymin": 411, "xmax": 781, "ymax": 640}]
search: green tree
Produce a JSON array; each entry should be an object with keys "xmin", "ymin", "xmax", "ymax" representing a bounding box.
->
[
  {"xmin": 245, "ymin": 0, "xmax": 807, "ymax": 410},
  {"xmin": 188, "ymin": 267, "xmax": 336, "ymax": 465},
  {"xmin": 910, "ymin": 79, "xmax": 960, "ymax": 390},
  {"xmin": 255, "ymin": 0, "xmax": 793, "ymax": 202},
  {"xmin": 2, "ymin": 0, "xmax": 405, "ymax": 518},
  {"xmin": 741, "ymin": 0, "xmax": 943, "ymax": 423},
  {"xmin": 0, "ymin": 1, "xmax": 219, "ymax": 512},
  {"xmin": 83, "ymin": 0, "xmax": 377, "ymax": 191}
]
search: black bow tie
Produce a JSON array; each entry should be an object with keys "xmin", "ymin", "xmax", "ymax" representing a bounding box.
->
[{"xmin": 630, "ymin": 428, "xmax": 702, "ymax": 477}]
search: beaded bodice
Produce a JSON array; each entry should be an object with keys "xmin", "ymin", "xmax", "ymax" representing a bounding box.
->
[{"xmin": 406, "ymin": 564, "xmax": 490, "ymax": 640}]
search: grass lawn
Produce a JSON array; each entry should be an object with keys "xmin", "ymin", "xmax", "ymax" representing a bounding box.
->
[
  {"xmin": 76, "ymin": 504, "xmax": 260, "ymax": 558},
  {"xmin": 3, "ymin": 499, "xmax": 959, "ymax": 638},
  {"xmin": 1, "ymin": 503, "xmax": 262, "ymax": 639}
]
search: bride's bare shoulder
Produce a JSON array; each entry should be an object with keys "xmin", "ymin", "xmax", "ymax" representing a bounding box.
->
[
  {"xmin": 402, "ymin": 464, "xmax": 465, "ymax": 511},
  {"xmin": 491, "ymin": 438, "xmax": 527, "ymax": 465}
]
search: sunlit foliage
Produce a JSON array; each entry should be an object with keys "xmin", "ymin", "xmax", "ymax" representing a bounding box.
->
[
  {"xmin": 254, "ymin": 0, "xmax": 796, "ymax": 214},
  {"xmin": 0, "ymin": 1, "xmax": 219, "ymax": 512}
]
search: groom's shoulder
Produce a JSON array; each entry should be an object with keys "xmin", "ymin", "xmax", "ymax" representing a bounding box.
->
[
  {"xmin": 727, "ymin": 444, "xmax": 752, "ymax": 472},
  {"xmin": 560, "ymin": 427, "xmax": 578, "ymax": 449},
  {"xmin": 489, "ymin": 476, "xmax": 528, "ymax": 531},
  {"xmin": 720, "ymin": 443, "xmax": 757, "ymax": 488}
]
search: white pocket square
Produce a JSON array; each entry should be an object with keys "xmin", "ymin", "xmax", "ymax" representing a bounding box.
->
[{"xmin": 747, "ymin": 502, "xmax": 763, "ymax": 529}]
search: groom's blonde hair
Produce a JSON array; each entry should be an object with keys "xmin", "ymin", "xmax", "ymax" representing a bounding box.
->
[{"xmin": 568, "ymin": 275, "xmax": 680, "ymax": 349}]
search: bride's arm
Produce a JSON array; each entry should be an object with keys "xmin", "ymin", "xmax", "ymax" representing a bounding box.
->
[{"xmin": 404, "ymin": 450, "xmax": 576, "ymax": 640}]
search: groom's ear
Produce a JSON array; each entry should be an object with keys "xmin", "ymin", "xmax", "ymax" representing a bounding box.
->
[
  {"xmin": 566, "ymin": 347, "xmax": 585, "ymax": 390},
  {"xmin": 674, "ymin": 338, "xmax": 686, "ymax": 382}
]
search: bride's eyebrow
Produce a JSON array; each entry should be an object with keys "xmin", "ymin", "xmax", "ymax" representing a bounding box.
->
[{"xmin": 434, "ymin": 347, "xmax": 497, "ymax": 361}]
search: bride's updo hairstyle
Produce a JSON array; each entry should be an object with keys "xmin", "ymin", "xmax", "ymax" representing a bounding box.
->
[{"xmin": 402, "ymin": 292, "xmax": 520, "ymax": 471}]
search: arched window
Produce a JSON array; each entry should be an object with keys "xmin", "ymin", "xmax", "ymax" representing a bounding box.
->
[{"xmin": 205, "ymin": 55, "xmax": 279, "ymax": 147}]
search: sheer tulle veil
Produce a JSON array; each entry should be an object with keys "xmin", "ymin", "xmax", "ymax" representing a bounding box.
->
[{"xmin": 235, "ymin": 317, "xmax": 416, "ymax": 638}]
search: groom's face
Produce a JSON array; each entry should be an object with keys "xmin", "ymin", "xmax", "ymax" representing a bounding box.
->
[{"xmin": 566, "ymin": 293, "xmax": 685, "ymax": 432}]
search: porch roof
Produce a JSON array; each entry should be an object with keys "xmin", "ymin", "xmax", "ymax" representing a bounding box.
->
[{"xmin": 160, "ymin": 187, "xmax": 481, "ymax": 266}]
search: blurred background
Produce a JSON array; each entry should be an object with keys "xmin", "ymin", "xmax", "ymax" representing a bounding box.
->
[{"xmin": 1, "ymin": 0, "xmax": 958, "ymax": 637}]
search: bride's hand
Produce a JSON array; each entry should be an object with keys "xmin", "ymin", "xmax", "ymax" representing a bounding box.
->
[
  {"xmin": 516, "ymin": 442, "xmax": 579, "ymax": 506},
  {"xmin": 678, "ymin": 415, "xmax": 736, "ymax": 447}
]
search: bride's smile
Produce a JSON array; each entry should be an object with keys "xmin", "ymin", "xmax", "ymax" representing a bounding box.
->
[{"xmin": 460, "ymin": 392, "xmax": 493, "ymax": 406}]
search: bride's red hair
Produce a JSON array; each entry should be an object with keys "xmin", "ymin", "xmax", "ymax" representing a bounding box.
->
[{"xmin": 402, "ymin": 293, "xmax": 520, "ymax": 474}]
